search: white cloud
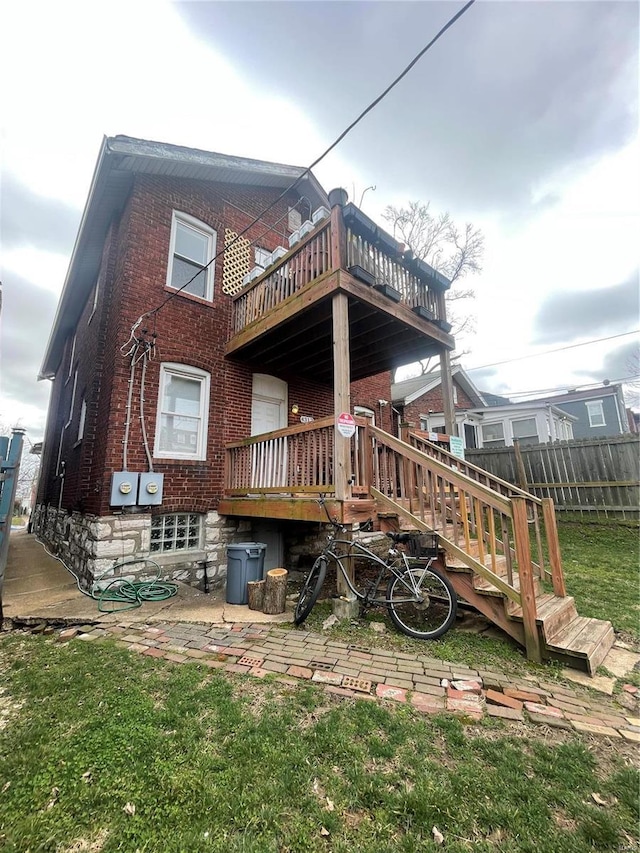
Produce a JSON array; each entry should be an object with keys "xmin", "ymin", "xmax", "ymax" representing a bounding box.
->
[{"xmin": 2, "ymin": 248, "xmax": 69, "ymax": 295}]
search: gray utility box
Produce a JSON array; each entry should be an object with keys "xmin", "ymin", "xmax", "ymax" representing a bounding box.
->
[
  {"xmin": 110, "ymin": 472, "xmax": 139, "ymax": 507},
  {"xmin": 226, "ymin": 543, "xmax": 267, "ymax": 605},
  {"xmin": 138, "ymin": 473, "xmax": 164, "ymax": 506}
]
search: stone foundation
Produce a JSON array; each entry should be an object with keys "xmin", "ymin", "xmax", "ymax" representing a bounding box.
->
[
  {"xmin": 284, "ymin": 523, "xmax": 391, "ymax": 572},
  {"xmin": 31, "ymin": 504, "xmax": 249, "ymax": 591}
]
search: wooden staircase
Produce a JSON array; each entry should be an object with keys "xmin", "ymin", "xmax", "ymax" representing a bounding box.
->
[{"xmin": 368, "ymin": 426, "xmax": 614, "ymax": 674}]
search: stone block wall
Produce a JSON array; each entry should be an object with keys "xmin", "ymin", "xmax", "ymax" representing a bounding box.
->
[{"xmin": 32, "ymin": 504, "xmax": 248, "ymax": 590}]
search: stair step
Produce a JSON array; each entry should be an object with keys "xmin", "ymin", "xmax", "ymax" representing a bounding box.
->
[
  {"xmin": 507, "ymin": 593, "xmax": 577, "ymax": 634},
  {"xmin": 545, "ymin": 616, "xmax": 615, "ymax": 675},
  {"xmin": 473, "ymin": 572, "xmax": 540, "ymax": 599}
]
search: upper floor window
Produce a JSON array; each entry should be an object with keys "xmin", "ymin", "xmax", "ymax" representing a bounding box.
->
[
  {"xmin": 586, "ymin": 400, "xmax": 605, "ymax": 428},
  {"xmin": 167, "ymin": 212, "xmax": 216, "ymax": 301},
  {"xmin": 154, "ymin": 363, "xmax": 210, "ymax": 460}
]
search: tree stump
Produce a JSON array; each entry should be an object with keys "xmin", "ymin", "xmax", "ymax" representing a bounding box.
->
[
  {"xmin": 247, "ymin": 579, "xmax": 265, "ymax": 611},
  {"xmin": 262, "ymin": 568, "xmax": 288, "ymax": 615}
]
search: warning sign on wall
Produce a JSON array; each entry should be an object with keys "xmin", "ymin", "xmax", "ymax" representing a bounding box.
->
[{"xmin": 337, "ymin": 412, "xmax": 356, "ymax": 438}]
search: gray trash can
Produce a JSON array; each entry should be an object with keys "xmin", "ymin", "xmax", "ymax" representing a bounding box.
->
[{"xmin": 226, "ymin": 542, "xmax": 267, "ymax": 605}]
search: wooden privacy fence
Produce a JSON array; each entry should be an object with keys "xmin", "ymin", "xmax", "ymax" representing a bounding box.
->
[{"xmin": 466, "ymin": 435, "xmax": 640, "ymax": 519}]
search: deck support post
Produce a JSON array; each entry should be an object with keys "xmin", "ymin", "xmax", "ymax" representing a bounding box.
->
[
  {"xmin": 332, "ymin": 289, "xmax": 357, "ymax": 616},
  {"xmin": 439, "ymin": 347, "xmax": 457, "ymax": 437},
  {"xmin": 512, "ymin": 497, "xmax": 542, "ymax": 663}
]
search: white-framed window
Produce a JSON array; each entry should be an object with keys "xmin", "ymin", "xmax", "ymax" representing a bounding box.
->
[
  {"xmin": 166, "ymin": 211, "xmax": 216, "ymax": 301},
  {"xmin": 154, "ymin": 363, "xmax": 210, "ymax": 460},
  {"xmin": 586, "ymin": 400, "xmax": 605, "ymax": 428},
  {"xmin": 482, "ymin": 422, "xmax": 505, "ymax": 447},
  {"xmin": 150, "ymin": 513, "xmax": 203, "ymax": 553},
  {"xmin": 453, "ymin": 385, "xmax": 459, "ymax": 405},
  {"xmin": 77, "ymin": 398, "xmax": 87, "ymax": 441},
  {"xmin": 511, "ymin": 417, "xmax": 539, "ymax": 446}
]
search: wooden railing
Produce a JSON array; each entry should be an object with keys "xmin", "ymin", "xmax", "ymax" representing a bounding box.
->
[
  {"xmin": 233, "ymin": 220, "xmax": 334, "ymax": 333},
  {"xmin": 231, "ymin": 207, "xmax": 442, "ymax": 334},
  {"xmin": 224, "ymin": 416, "xmax": 371, "ymax": 496},
  {"xmin": 345, "ymin": 227, "xmax": 439, "ymax": 316},
  {"xmin": 407, "ymin": 430, "xmax": 564, "ymax": 595},
  {"xmin": 224, "ymin": 418, "xmax": 567, "ymax": 661},
  {"xmin": 366, "ymin": 425, "xmax": 567, "ymax": 662}
]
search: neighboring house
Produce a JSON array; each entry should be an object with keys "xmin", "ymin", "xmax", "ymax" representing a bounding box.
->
[
  {"xmin": 469, "ymin": 401, "xmax": 576, "ymax": 448},
  {"xmin": 392, "ymin": 368, "xmax": 576, "ymax": 448},
  {"xmin": 391, "ymin": 366, "xmax": 487, "ymax": 449},
  {"xmin": 518, "ymin": 384, "xmax": 631, "ymax": 439},
  {"xmin": 34, "ymin": 135, "xmax": 454, "ymax": 587}
]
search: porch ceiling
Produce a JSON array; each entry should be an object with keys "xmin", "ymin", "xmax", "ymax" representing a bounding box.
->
[{"xmin": 225, "ymin": 270, "xmax": 454, "ymax": 383}]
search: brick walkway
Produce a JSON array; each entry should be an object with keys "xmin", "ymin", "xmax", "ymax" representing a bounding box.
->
[{"xmin": 53, "ymin": 620, "xmax": 640, "ymax": 742}]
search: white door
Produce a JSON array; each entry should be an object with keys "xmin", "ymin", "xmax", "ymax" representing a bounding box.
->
[{"xmin": 251, "ymin": 375, "xmax": 288, "ymax": 488}]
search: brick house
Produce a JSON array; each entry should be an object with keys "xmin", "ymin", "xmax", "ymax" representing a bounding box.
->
[
  {"xmin": 32, "ymin": 136, "xmax": 614, "ymax": 671},
  {"xmin": 34, "ymin": 136, "xmax": 450, "ymax": 587},
  {"xmin": 391, "ymin": 366, "xmax": 487, "ymax": 448}
]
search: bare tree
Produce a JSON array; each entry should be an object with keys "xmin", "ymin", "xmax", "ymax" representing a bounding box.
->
[{"xmin": 383, "ymin": 201, "xmax": 484, "ymax": 374}]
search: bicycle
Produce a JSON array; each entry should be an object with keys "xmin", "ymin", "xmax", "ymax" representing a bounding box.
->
[{"xmin": 294, "ymin": 497, "xmax": 457, "ymax": 640}]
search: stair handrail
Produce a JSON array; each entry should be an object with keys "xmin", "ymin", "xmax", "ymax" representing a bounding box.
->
[
  {"xmin": 369, "ymin": 425, "xmax": 544, "ymax": 663},
  {"xmin": 409, "ymin": 431, "xmax": 542, "ymax": 503},
  {"xmin": 369, "ymin": 425, "xmax": 512, "ymax": 513}
]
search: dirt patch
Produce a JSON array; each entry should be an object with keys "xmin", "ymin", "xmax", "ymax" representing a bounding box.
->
[
  {"xmin": 0, "ymin": 689, "xmax": 24, "ymax": 732},
  {"xmin": 58, "ymin": 828, "xmax": 109, "ymax": 852}
]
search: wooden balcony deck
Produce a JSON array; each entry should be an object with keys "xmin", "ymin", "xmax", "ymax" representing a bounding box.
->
[{"xmin": 225, "ymin": 204, "xmax": 455, "ymax": 383}]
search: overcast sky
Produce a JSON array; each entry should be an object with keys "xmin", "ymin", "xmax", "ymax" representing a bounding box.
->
[{"xmin": 1, "ymin": 0, "xmax": 638, "ymax": 442}]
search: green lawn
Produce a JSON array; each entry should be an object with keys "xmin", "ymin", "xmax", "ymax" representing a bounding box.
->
[
  {"xmin": 556, "ymin": 521, "xmax": 639, "ymax": 642},
  {"xmin": 287, "ymin": 519, "xmax": 639, "ymax": 681},
  {"xmin": 0, "ymin": 636, "xmax": 638, "ymax": 853}
]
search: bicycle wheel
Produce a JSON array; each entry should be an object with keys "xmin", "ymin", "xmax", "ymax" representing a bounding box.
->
[
  {"xmin": 294, "ymin": 556, "xmax": 327, "ymax": 625},
  {"xmin": 386, "ymin": 565, "xmax": 456, "ymax": 640}
]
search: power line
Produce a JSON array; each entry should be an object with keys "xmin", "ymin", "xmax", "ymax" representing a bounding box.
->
[
  {"xmin": 465, "ymin": 329, "xmax": 640, "ymax": 373},
  {"xmin": 500, "ymin": 374, "xmax": 640, "ymax": 400},
  {"xmin": 136, "ymin": 0, "xmax": 477, "ymax": 325}
]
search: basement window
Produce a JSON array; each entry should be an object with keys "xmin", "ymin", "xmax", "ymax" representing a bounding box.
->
[{"xmin": 150, "ymin": 513, "xmax": 203, "ymax": 553}]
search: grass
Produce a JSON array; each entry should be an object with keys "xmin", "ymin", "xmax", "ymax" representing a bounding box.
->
[
  {"xmin": 555, "ymin": 521, "xmax": 639, "ymax": 643},
  {"xmin": 1, "ymin": 636, "xmax": 638, "ymax": 853},
  {"xmin": 282, "ymin": 518, "xmax": 639, "ymax": 683}
]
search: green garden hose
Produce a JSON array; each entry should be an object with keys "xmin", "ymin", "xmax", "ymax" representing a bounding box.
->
[
  {"xmin": 91, "ymin": 560, "xmax": 178, "ymax": 613},
  {"xmin": 35, "ymin": 537, "xmax": 179, "ymax": 614}
]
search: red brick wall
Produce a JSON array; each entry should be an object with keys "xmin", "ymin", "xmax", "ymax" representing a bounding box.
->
[
  {"xmin": 351, "ymin": 372, "xmax": 393, "ymax": 433},
  {"xmin": 402, "ymin": 381, "xmax": 474, "ymax": 427},
  {"xmin": 38, "ymin": 175, "xmax": 398, "ymax": 517}
]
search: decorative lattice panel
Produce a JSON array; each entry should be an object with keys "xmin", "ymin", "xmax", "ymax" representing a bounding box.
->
[{"xmin": 222, "ymin": 228, "xmax": 251, "ymax": 295}]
